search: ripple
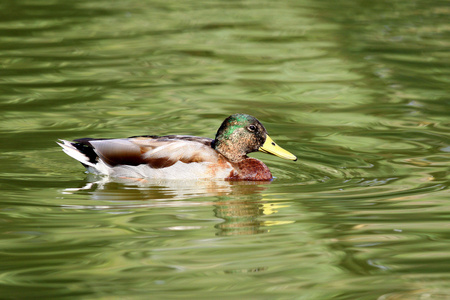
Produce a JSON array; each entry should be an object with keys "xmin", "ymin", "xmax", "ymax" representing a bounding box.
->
[{"xmin": 0, "ymin": 0, "xmax": 449, "ymax": 298}]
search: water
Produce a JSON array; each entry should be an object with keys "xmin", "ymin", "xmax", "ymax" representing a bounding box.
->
[{"xmin": 0, "ymin": 0, "xmax": 449, "ymax": 299}]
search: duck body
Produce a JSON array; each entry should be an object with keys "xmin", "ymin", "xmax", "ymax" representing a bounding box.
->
[{"xmin": 58, "ymin": 114, "xmax": 296, "ymax": 181}]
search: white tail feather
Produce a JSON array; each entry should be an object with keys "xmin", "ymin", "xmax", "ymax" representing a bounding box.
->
[{"xmin": 57, "ymin": 140, "xmax": 96, "ymax": 168}]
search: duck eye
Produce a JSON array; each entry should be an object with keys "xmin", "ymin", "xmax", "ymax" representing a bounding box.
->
[{"xmin": 248, "ymin": 125, "xmax": 257, "ymax": 132}]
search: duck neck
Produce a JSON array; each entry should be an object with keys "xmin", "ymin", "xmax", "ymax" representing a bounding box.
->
[{"xmin": 213, "ymin": 139, "xmax": 246, "ymax": 163}]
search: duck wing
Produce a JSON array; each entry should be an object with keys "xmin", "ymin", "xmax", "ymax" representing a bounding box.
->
[{"xmin": 76, "ymin": 135, "xmax": 218, "ymax": 169}]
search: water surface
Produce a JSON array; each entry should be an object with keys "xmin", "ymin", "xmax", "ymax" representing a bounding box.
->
[{"xmin": 0, "ymin": 0, "xmax": 449, "ymax": 299}]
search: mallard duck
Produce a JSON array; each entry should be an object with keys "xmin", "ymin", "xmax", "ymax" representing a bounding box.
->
[{"xmin": 58, "ymin": 113, "xmax": 297, "ymax": 181}]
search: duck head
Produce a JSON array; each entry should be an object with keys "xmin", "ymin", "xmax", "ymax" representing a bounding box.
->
[{"xmin": 213, "ymin": 113, "xmax": 297, "ymax": 163}]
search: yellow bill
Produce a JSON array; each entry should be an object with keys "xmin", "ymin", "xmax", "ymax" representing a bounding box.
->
[{"xmin": 259, "ymin": 135, "xmax": 297, "ymax": 161}]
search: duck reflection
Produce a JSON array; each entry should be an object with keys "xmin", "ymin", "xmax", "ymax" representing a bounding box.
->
[
  {"xmin": 62, "ymin": 177, "xmax": 285, "ymax": 274},
  {"xmin": 63, "ymin": 177, "xmax": 272, "ymax": 236},
  {"xmin": 214, "ymin": 191, "xmax": 267, "ymax": 236}
]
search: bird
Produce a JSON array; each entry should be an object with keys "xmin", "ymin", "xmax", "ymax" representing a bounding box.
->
[{"xmin": 57, "ymin": 113, "xmax": 297, "ymax": 181}]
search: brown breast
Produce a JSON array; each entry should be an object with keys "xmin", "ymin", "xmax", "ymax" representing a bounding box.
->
[{"xmin": 226, "ymin": 158, "xmax": 273, "ymax": 181}]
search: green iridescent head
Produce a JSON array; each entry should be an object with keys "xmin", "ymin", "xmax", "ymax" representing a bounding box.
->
[{"xmin": 214, "ymin": 113, "xmax": 297, "ymax": 163}]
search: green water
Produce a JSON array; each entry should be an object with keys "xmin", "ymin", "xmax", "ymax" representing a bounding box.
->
[{"xmin": 0, "ymin": 0, "xmax": 449, "ymax": 299}]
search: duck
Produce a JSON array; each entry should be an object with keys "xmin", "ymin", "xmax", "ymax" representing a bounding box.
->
[{"xmin": 57, "ymin": 113, "xmax": 297, "ymax": 181}]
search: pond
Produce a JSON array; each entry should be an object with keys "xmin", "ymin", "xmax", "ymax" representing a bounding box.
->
[{"xmin": 0, "ymin": 0, "xmax": 448, "ymax": 299}]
